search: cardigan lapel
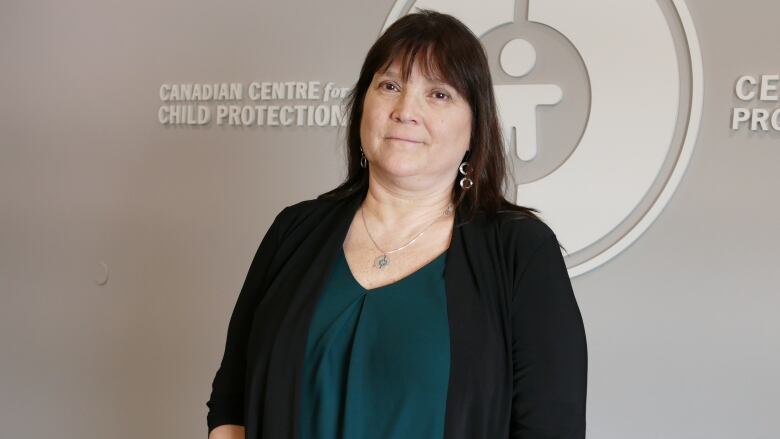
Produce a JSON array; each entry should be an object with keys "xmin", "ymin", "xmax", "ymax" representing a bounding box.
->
[
  {"xmin": 253, "ymin": 192, "xmax": 363, "ymax": 439},
  {"xmin": 443, "ymin": 206, "xmax": 512, "ymax": 438}
]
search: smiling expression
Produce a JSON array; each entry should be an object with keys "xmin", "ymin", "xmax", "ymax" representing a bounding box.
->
[{"xmin": 359, "ymin": 57, "xmax": 473, "ymax": 188}]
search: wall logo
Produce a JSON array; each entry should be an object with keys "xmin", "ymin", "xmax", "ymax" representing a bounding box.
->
[
  {"xmin": 732, "ymin": 74, "xmax": 780, "ymax": 131},
  {"xmin": 157, "ymin": 81, "xmax": 351, "ymax": 127},
  {"xmin": 384, "ymin": 0, "xmax": 703, "ymax": 277}
]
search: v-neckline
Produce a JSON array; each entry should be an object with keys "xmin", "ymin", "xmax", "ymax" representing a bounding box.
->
[{"xmin": 340, "ymin": 247, "xmax": 447, "ymax": 292}]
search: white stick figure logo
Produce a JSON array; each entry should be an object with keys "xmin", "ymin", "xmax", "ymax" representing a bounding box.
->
[
  {"xmin": 383, "ymin": 0, "xmax": 703, "ymax": 277},
  {"xmin": 496, "ymin": 38, "xmax": 562, "ymax": 161}
]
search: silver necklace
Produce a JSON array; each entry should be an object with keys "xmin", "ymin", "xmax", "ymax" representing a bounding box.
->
[{"xmin": 361, "ymin": 202, "xmax": 454, "ymax": 269}]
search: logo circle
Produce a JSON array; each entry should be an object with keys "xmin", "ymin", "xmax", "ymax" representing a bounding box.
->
[{"xmin": 382, "ymin": 0, "xmax": 703, "ymax": 277}]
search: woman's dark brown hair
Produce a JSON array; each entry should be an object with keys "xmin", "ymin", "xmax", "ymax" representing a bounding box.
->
[{"xmin": 318, "ymin": 9, "xmax": 539, "ymax": 223}]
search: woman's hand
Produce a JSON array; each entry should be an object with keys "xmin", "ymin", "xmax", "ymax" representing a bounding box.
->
[{"xmin": 208, "ymin": 424, "xmax": 245, "ymax": 439}]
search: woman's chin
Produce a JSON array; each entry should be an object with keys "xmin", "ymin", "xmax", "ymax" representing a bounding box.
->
[{"xmin": 372, "ymin": 161, "xmax": 427, "ymax": 181}]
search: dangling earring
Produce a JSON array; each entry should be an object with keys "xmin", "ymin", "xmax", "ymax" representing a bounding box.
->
[
  {"xmin": 360, "ymin": 147, "xmax": 368, "ymax": 169},
  {"xmin": 459, "ymin": 160, "xmax": 473, "ymax": 189}
]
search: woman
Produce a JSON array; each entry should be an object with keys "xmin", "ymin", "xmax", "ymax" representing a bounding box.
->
[{"xmin": 207, "ymin": 10, "xmax": 587, "ymax": 439}]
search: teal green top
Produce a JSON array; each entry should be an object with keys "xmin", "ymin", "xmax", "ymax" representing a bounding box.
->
[{"xmin": 299, "ymin": 247, "xmax": 451, "ymax": 439}]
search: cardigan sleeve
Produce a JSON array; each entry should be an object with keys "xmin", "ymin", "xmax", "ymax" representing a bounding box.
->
[
  {"xmin": 205, "ymin": 209, "xmax": 287, "ymax": 435},
  {"xmin": 510, "ymin": 233, "xmax": 588, "ymax": 438}
]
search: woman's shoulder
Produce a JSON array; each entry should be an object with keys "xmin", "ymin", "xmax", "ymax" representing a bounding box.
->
[
  {"xmin": 496, "ymin": 209, "xmax": 555, "ymax": 238},
  {"xmin": 272, "ymin": 197, "xmax": 339, "ymax": 227},
  {"xmin": 465, "ymin": 208, "xmax": 559, "ymax": 257},
  {"xmin": 499, "ymin": 211, "xmax": 559, "ymax": 257},
  {"xmin": 278, "ymin": 197, "xmax": 332, "ymax": 217},
  {"xmin": 465, "ymin": 206, "xmax": 555, "ymax": 237},
  {"xmin": 268, "ymin": 195, "xmax": 356, "ymax": 240}
]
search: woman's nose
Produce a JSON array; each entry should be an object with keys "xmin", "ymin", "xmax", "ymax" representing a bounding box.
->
[{"xmin": 391, "ymin": 92, "xmax": 420, "ymax": 124}]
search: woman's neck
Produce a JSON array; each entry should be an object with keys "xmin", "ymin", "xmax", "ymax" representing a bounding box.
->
[{"xmin": 361, "ymin": 172, "xmax": 454, "ymax": 232}]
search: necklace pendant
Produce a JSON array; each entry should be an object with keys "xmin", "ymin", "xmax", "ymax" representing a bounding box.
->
[{"xmin": 374, "ymin": 254, "xmax": 389, "ymax": 269}]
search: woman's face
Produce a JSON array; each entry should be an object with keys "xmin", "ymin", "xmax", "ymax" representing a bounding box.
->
[{"xmin": 359, "ymin": 57, "xmax": 472, "ymax": 190}]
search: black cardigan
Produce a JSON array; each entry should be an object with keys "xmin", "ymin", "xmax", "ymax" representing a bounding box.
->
[{"xmin": 206, "ymin": 190, "xmax": 588, "ymax": 438}]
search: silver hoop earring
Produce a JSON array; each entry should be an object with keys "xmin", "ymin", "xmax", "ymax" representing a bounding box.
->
[
  {"xmin": 459, "ymin": 161, "xmax": 473, "ymax": 190},
  {"xmin": 360, "ymin": 149, "xmax": 368, "ymax": 169}
]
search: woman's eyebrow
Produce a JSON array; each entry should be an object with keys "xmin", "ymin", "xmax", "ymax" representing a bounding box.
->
[
  {"xmin": 377, "ymin": 69, "xmax": 452, "ymax": 88},
  {"xmin": 378, "ymin": 69, "xmax": 400, "ymax": 78},
  {"xmin": 428, "ymin": 78, "xmax": 451, "ymax": 86}
]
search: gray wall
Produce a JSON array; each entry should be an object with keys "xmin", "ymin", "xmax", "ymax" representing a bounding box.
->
[{"xmin": 1, "ymin": 1, "xmax": 778, "ymax": 438}]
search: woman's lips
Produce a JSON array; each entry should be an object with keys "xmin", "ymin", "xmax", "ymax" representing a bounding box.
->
[{"xmin": 385, "ymin": 136, "xmax": 423, "ymax": 144}]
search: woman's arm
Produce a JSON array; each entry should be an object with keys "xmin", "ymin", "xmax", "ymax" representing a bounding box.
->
[
  {"xmin": 510, "ymin": 233, "xmax": 588, "ymax": 438},
  {"xmin": 208, "ymin": 424, "xmax": 245, "ymax": 439},
  {"xmin": 206, "ymin": 209, "xmax": 287, "ymax": 436}
]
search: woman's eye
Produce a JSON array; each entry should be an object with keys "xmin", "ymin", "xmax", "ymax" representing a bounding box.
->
[
  {"xmin": 433, "ymin": 91, "xmax": 451, "ymax": 100},
  {"xmin": 382, "ymin": 82, "xmax": 399, "ymax": 92}
]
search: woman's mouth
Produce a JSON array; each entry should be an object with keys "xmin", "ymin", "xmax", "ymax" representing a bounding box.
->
[{"xmin": 385, "ymin": 136, "xmax": 423, "ymax": 144}]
